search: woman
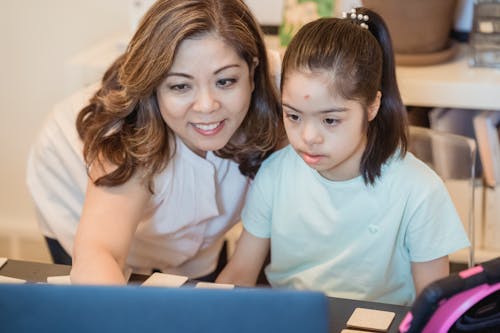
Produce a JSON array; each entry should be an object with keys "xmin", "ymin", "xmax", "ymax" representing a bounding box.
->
[{"xmin": 27, "ymin": 0, "xmax": 284, "ymax": 284}]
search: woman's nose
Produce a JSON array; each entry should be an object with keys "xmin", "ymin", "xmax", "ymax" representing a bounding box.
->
[{"xmin": 193, "ymin": 88, "xmax": 220, "ymax": 113}]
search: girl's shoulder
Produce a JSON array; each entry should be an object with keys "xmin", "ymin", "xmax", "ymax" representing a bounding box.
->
[
  {"xmin": 383, "ymin": 152, "xmax": 444, "ymax": 189},
  {"xmin": 252, "ymin": 145, "xmax": 299, "ymax": 182},
  {"xmin": 261, "ymin": 145, "xmax": 299, "ymax": 170}
]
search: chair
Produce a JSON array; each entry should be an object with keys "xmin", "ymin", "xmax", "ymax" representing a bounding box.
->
[
  {"xmin": 408, "ymin": 125, "xmax": 477, "ymax": 268},
  {"xmin": 473, "ymin": 111, "xmax": 500, "ymax": 261}
]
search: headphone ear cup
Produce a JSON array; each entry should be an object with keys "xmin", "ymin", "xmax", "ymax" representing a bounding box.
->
[
  {"xmin": 452, "ymin": 291, "xmax": 500, "ymax": 332},
  {"xmin": 401, "ymin": 257, "xmax": 500, "ymax": 333}
]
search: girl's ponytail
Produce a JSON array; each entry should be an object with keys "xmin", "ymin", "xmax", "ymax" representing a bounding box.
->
[{"xmin": 355, "ymin": 7, "xmax": 408, "ymax": 184}]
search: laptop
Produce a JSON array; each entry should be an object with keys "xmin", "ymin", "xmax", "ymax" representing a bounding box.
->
[{"xmin": 0, "ymin": 284, "xmax": 329, "ymax": 333}]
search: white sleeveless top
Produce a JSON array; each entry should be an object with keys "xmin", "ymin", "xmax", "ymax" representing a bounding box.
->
[{"xmin": 27, "ymin": 85, "xmax": 249, "ymax": 278}]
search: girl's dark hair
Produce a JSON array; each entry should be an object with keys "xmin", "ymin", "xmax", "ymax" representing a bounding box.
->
[
  {"xmin": 76, "ymin": 0, "xmax": 284, "ymax": 190},
  {"xmin": 281, "ymin": 7, "xmax": 408, "ymax": 184}
]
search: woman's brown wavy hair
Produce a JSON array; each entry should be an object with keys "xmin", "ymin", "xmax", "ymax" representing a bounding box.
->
[{"xmin": 76, "ymin": 0, "xmax": 284, "ymax": 190}]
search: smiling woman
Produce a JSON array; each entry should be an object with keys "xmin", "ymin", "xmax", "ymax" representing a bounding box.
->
[
  {"xmin": 156, "ymin": 33, "xmax": 258, "ymax": 157},
  {"xmin": 26, "ymin": 0, "xmax": 284, "ymax": 285}
]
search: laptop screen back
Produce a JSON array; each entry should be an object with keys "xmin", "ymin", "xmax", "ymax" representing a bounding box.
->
[{"xmin": 0, "ymin": 284, "xmax": 329, "ymax": 333}]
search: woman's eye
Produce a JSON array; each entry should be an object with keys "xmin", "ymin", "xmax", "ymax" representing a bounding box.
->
[
  {"xmin": 324, "ymin": 118, "xmax": 339, "ymax": 126},
  {"xmin": 217, "ymin": 78, "xmax": 237, "ymax": 88},
  {"xmin": 169, "ymin": 83, "xmax": 189, "ymax": 91}
]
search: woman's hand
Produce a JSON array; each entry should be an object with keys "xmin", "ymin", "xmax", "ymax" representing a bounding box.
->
[{"xmin": 71, "ymin": 166, "xmax": 150, "ymax": 285}]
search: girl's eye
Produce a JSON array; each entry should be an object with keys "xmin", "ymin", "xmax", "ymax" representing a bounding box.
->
[
  {"xmin": 169, "ymin": 83, "xmax": 190, "ymax": 91},
  {"xmin": 217, "ymin": 78, "xmax": 237, "ymax": 88},
  {"xmin": 285, "ymin": 113, "xmax": 300, "ymax": 122},
  {"xmin": 324, "ymin": 118, "xmax": 339, "ymax": 126}
]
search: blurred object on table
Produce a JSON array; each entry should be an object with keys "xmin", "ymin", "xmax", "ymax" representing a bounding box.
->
[{"xmin": 469, "ymin": 0, "xmax": 500, "ymax": 68}]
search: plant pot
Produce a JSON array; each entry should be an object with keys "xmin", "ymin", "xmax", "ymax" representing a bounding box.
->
[{"xmin": 362, "ymin": 0, "xmax": 459, "ymax": 65}]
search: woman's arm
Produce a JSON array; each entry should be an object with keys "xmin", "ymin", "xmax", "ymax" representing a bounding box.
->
[
  {"xmin": 70, "ymin": 168, "xmax": 150, "ymax": 285},
  {"xmin": 216, "ymin": 229, "xmax": 270, "ymax": 286},
  {"xmin": 411, "ymin": 255, "xmax": 449, "ymax": 297}
]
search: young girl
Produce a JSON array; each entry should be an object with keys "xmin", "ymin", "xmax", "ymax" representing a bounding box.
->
[
  {"xmin": 26, "ymin": 0, "xmax": 284, "ymax": 284},
  {"xmin": 217, "ymin": 8, "xmax": 470, "ymax": 305}
]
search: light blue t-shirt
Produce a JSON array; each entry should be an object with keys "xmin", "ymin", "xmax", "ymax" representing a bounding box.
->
[{"xmin": 242, "ymin": 145, "xmax": 470, "ymax": 305}]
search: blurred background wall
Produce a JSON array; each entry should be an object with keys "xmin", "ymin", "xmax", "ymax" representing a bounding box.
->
[
  {"xmin": 0, "ymin": 1, "xmax": 129, "ymax": 260},
  {"xmin": 0, "ymin": 0, "xmax": 284, "ymax": 261}
]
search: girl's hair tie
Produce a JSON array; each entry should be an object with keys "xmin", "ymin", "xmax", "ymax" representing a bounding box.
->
[{"xmin": 342, "ymin": 8, "xmax": 369, "ymax": 29}]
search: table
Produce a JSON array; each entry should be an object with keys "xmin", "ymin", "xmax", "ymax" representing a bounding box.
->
[
  {"xmin": 0, "ymin": 259, "xmax": 410, "ymax": 333},
  {"xmin": 395, "ymin": 44, "xmax": 500, "ymax": 111}
]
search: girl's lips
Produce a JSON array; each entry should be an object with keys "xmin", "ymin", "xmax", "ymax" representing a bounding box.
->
[
  {"xmin": 191, "ymin": 120, "xmax": 225, "ymax": 136},
  {"xmin": 302, "ymin": 152, "xmax": 323, "ymax": 165}
]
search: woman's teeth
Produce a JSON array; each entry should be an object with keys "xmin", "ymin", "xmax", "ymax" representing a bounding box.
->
[{"xmin": 193, "ymin": 122, "xmax": 221, "ymax": 131}]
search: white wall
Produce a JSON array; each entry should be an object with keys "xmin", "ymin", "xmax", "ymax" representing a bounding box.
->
[
  {"xmin": 0, "ymin": 1, "xmax": 281, "ymax": 260},
  {"xmin": 0, "ymin": 0, "xmax": 287, "ymax": 261},
  {"xmin": 244, "ymin": 0, "xmax": 284, "ymax": 25},
  {"xmin": 0, "ymin": 1, "xmax": 128, "ymax": 244}
]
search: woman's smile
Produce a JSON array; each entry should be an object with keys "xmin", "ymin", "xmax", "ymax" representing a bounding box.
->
[{"xmin": 191, "ymin": 120, "xmax": 225, "ymax": 136}]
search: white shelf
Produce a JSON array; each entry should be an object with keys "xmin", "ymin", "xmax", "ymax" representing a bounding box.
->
[{"xmin": 396, "ymin": 44, "xmax": 500, "ymax": 110}]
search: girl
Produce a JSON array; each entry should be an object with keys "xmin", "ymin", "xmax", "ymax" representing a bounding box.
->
[
  {"xmin": 26, "ymin": 0, "xmax": 284, "ymax": 284},
  {"xmin": 217, "ymin": 8, "xmax": 469, "ymax": 305}
]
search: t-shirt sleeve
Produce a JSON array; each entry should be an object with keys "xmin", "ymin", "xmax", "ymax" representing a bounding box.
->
[
  {"xmin": 241, "ymin": 162, "xmax": 274, "ymax": 239},
  {"xmin": 405, "ymin": 180, "xmax": 471, "ymax": 262}
]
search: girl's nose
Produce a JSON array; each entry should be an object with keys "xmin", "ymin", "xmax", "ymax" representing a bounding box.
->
[
  {"xmin": 301, "ymin": 122, "xmax": 323, "ymax": 145},
  {"xmin": 193, "ymin": 88, "xmax": 220, "ymax": 113}
]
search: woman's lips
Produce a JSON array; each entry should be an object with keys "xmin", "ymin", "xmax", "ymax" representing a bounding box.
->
[{"xmin": 192, "ymin": 120, "xmax": 224, "ymax": 136}]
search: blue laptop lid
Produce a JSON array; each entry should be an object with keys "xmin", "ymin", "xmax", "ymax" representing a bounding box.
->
[{"xmin": 0, "ymin": 284, "xmax": 329, "ymax": 333}]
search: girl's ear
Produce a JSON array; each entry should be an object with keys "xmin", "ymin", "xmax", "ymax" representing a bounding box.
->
[{"xmin": 368, "ymin": 91, "xmax": 381, "ymax": 121}]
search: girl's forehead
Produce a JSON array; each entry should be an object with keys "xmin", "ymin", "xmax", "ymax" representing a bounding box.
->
[
  {"xmin": 285, "ymin": 68, "xmax": 338, "ymax": 88},
  {"xmin": 289, "ymin": 67, "xmax": 362, "ymax": 102},
  {"xmin": 284, "ymin": 70, "xmax": 343, "ymax": 97}
]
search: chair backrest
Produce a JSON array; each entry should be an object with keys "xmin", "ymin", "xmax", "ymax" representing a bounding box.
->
[
  {"xmin": 408, "ymin": 126, "xmax": 477, "ymax": 267},
  {"xmin": 473, "ymin": 111, "xmax": 500, "ymax": 188},
  {"xmin": 473, "ymin": 111, "xmax": 500, "ymax": 254}
]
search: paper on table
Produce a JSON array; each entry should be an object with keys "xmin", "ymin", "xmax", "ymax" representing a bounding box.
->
[
  {"xmin": 0, "ymin": 257, "xmax": 7, "ymax": 269},
  {"xmin": 141, "ymin": 272, "xmax": 188, "ymax": 287},
  {"xmin": 346, "ymin": 307, "xmax": 395, "ymax": 332},
  {"xmin": 195, "ymin": 282, "xmax": 234, "ymax": 289},
  {"xmin": 47, "ymin": 275, "xmax": 72, "ymax": 285},
  {"xmin": 0, "ymin": 275, "xmax": 26, "ymax": 284}
]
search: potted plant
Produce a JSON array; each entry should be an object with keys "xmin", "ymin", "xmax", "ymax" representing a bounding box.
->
[{"xmin": 362, "ymin": 0, "xmax": 459, "ymax": 66}]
